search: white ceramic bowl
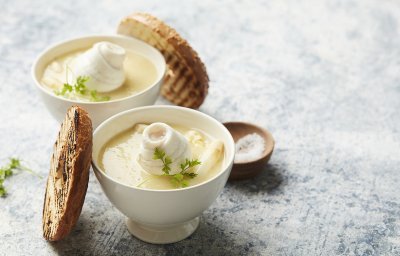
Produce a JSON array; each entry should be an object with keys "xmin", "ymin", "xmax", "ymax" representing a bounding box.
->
[
  {"xmin": 31, "ymin": 35, "xmax": 166, "ymax": 127},
  {"xmin": 92, "ymin": 106, "xmax": 235, "ymax": 244}
]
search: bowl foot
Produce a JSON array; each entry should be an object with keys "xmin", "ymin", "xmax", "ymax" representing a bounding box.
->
[{"xmin": 126, "ymin": 217, "xmax": 200, "ymax": 244}]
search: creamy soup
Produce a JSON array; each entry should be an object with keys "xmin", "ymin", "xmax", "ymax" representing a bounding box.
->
[
  {"xmin": 99, "ymin": 124, "xmax": 224, "ymax": 190},
  {"xmin": 40, "ymin": 48, "xmax": 158, "ymax": 102}
]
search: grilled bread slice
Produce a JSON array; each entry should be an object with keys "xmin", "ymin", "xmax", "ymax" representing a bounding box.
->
[
  {"xmin": 43, "ymin": 106, "xmax": 92, "ymax": 241},
  {"xmin": 117, "ymin": 12, "xmax": 209, "ymax": 108}
]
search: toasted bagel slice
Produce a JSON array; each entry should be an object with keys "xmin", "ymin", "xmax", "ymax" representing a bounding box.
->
[
  {"xmin": 43, "ymin": 106, "xmax": 92, "ymax": 241},
  {"xmin": 117, "ymin": 12, "xmax": 209, "ymax": 108}
]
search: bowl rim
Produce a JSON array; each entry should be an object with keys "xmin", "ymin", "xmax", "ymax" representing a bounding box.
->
[
  {"xmin": 92, "ymin": 105, "xmax": 235, "ymax": 192},
  {"xmin": 31, "ymin": 34, "xmax": 166, "ymax": 105}
]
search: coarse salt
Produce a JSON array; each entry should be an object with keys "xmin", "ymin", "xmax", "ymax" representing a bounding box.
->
[{"xmin": 234, "ymin": 133, "xmax": 265, "ymax": 163}]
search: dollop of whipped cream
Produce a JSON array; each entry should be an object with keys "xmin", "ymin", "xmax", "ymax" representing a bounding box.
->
[
  {"xmin": 138, "ymin": 123, "xmax": 191, "ymax": 175},
  {"xmin": 73, "ymin": 41, "xmax": 126, "ymax": 92}
]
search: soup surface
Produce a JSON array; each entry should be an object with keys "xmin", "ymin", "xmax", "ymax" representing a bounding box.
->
[
  {"xmin": 40, "ymin": 48, "xmax": 158, "ymax": 101},
  {"xmin": 99, "ymin": 124, "xmax": 224, "ymax": 190}
]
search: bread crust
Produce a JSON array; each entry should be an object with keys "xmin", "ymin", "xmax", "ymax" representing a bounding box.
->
[
  {"xmin": 117, "ymin": 12, "xmax": 209, "ymax": 108},
  {"xmin": 42, "ymin": 106, "xmax": 92, "ymax": 241}
]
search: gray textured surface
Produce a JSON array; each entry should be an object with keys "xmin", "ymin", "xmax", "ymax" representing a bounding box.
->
[{"xmin": 0, "ymin": 0, "xmax": 400, "ymax": 255}]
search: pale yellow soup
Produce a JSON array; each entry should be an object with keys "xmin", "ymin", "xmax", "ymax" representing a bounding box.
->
[
  {"xmin": 40, "ymin": 48, "xmax": 158, "ymax": 102},
  {"xmin": 99, "ymin": 124, "xmax": 224, "ymax": 190}
]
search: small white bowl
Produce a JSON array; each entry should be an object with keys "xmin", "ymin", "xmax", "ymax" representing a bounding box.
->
[
  {"xmin": 92, "ymin": 106, "xmax": 235, "ymax": 244},
  {"xmin": 31, "ymin": 35, "xmax": 166, "ymax": 127}
]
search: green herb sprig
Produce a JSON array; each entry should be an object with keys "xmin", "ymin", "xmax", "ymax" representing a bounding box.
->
[
  {"xmin": 153, "ymin": 148, "xmax": 172, "ymax": 174},
  {"xmin": 55, "ymin": 68, "xmax": 111, "ymax": 102},
  {"xmin": 90, "ymin": 90, "xmax": 111, "ymax": 102},
  {"xmin": 153, "ymin": 148, "xmax": 201, "ymax": 188},
  {"xmin": 0, "ymin": 158, "xmax": 42, "ymax": 197}
]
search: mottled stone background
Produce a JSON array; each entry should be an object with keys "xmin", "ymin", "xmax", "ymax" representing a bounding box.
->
[{"xmin": 0, "ymin": 0, "xmax": 399, "ymax": 255}]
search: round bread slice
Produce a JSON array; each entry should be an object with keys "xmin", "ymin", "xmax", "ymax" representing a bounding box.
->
[
  {"xmin": 43, "ymin": 106, "xmax": 92, "ymax": 241},
  {"xmin": 117, "ymin": 12, "xmax": 209, "ymax": 108}
]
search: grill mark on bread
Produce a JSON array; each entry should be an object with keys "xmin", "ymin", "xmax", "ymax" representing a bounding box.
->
[
  {"xmin": 74, "ymin": 110, "xmax": 79, "ymax": 131},
  {"xmin": 174, "ymin": 66, "xmax": 190, "ymax": 94}
]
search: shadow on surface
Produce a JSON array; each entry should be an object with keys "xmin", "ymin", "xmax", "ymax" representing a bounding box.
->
[
  {"xmin": 163, "ymin": 218, "xmax": 258, "ymax": 255},
  {"xmin": 228, "ymin": 163, "xmax": 285, "ymax": 194},
  {"xmin": 49, "ymin": 213, "xmax": 114, "ymax": 256},
  {"xmin": 48, "ymin": 212, "xmax": 258, "ymax": 255}
]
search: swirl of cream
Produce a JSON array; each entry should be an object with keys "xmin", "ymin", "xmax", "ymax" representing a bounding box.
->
[
  {"xmin": 73, "ymin": 41, "xmax": 126, "ymax": 92},
  {"xmin": 138, "ymin": 123, "xmax": 191, "ymax": 175}
]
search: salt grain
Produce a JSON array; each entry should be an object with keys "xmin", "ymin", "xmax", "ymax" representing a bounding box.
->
[{"xmin": 234, "ymin": 133, "xmax": 265, "ymax": 163}]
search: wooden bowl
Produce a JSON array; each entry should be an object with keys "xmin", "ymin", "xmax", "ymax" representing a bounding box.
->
[{"xmin": 223, "ymin": 122, "xmax": 274, "ymax": 180}]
